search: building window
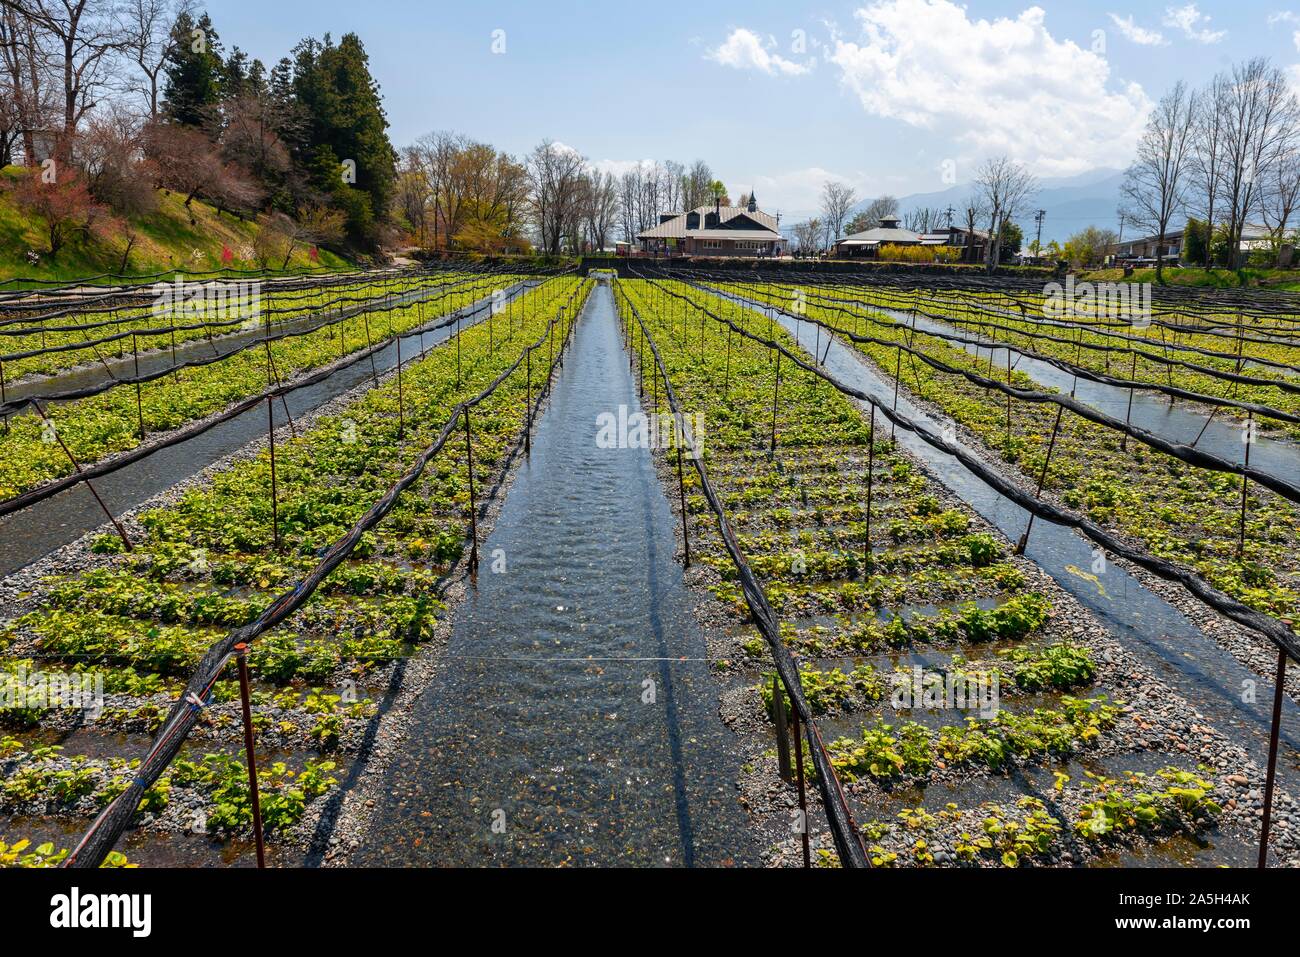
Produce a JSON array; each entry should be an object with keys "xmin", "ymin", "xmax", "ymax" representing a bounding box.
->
[{"xmin": 702, "ymin": 240, "xmax": 722, "ymax": 249}]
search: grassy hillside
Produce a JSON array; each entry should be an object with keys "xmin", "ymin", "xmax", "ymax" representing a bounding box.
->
[{"xmin": 0, "ymin": 165, "xmax": 351, "ymax": 283}]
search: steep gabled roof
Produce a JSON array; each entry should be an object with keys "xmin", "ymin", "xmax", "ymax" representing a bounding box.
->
[{"xmin": 638, "ymin": 204, "xmax": 781, "ymax": 240}]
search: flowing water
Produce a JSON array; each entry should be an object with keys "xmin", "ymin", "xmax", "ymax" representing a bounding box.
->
[
  {"xmin": 881, "ymin": 306, "xmax": 1300, "ymax": 482},
  {"xmin": 718, "ymin": 291, "xmax": 1299, "ymax": 864},
  {"xmin": 351, "ymin": 282, "xmax": 756, "ymax": 867}
]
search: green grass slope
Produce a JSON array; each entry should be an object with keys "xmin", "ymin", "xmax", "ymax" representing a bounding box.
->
[{"xmin": 0, "ymin": 165, "xmax": 351, "ymax": 283}]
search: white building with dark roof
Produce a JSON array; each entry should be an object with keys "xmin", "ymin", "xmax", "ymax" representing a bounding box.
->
[
  {"xmin": 833, "ymin": 216, "xmax": 921, "ymax": 258},
  {"xmin": 637, "ymin": 194, "xmax": 783, "ymax": 258}
]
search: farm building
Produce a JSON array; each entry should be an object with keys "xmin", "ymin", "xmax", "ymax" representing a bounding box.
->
[
  {"xmin": 637, "ymin": 195, "xmax": 783, "ymax": 258},
  {"xmin": 834, "ymin": 217, "xmax": 920, "ymax": 258},
  {"xmin": 834, "ymin": 219, "xmax": 988, "ymax": 261}
]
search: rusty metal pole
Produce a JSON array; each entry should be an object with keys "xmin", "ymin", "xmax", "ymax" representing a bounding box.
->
[
  {"xmin": 772, "ymin": 674, "xmax": 792, "ymax": 783},
  {"xmin": 791, "ymin": 705, "xmax": 811, "ymax": 868},
  {"xmin": 1258, "ymin": 646, "xmax": 1288, "ymax": 868},
  {"xmin": 1015, "ymin": 404, "xmax": 1065, "ymax": 555},
  {"xmin": 464, "ymin": 408, "xmax": 479, "ymax": 584},
  {"xmin": 525, "ymin": 347, "xmax": 532, "ymax": 458},
  {"xmin": 864, "ymin": 403, "xmax": 875, "ymax": 576},
  {"xmin": 33, "ymin": 400, "xmax": 132, "ymax": 552},
  {"xmin": 234, "ymin": 643, "xmax": 266, "ymax": 869}
]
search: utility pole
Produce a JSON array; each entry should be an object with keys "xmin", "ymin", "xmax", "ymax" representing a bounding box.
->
[
  {"xmin": 1033, "ymin": 209, "xmax": 1046, "ymax": 258},
  {"xmin": 945, "ymin": 205, "xmax": 954, "ymax": 229}
]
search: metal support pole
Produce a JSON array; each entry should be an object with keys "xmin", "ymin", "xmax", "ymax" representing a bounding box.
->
[
  {"xmin": 1015, "ymin": 404, "xmax": 1064, "ymax": 555},
  {"xmin": 267, "ymin": 396, "xmax": 279, "ymax": 551},
  {"xmin": 791, "ymin": 706, "xmax": 811, "ymax": 868},
  {"xmin": 864, "ymin": 404, "xmax": 875, "ymax": 576},
  {"xmin": 234, "ymin": 643, "xmax": 266, "ymax": 869},
  {"xmin": 132, "ymin": 333, "xmax": 144, "ymax": 439},
  {"xmin": 770, "ymin": 346, "xmax": 782, "ymax": 454},
  {"xmin": 395, "ymin": 332, "xmax": 405, "ymax": 440},
  {"xmin": 33, "ymin": 400, "xmax": 132, "ymax": 552},
  {"xmin": 464, "ymin": 408, "xmax": 479, "ymax": 584},
  {"xmin": 1259, "ymin": 646, "xmax": 1288, "ymax": 868},
  {"xmin": 675, "ymin": 437, "xmax": 691, "ymax": 568},
  {"xmin": 1238, "ymin": 411, "xmax": 1253, "ymax": 562},
  {"xmin": 772, "ymin": 674, "xmax": 792, "ymax": 783}
]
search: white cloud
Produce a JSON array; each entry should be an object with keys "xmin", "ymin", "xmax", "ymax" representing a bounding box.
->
[
  {"xmin": 1269, "ymin": 11, "xmax": 1300, "ymax": 51},
  {"xmin": 588, "ymin": 157, "xmax": 655, "ymax": 179},
  {"xmin": 1108, "ymin": 13, "xmax": 1167, "ymax": 46},
  {"xmin": 706, "ymin": 28, "xmax": 814, "ymax": 76},
  {"xmin": 1161, "ymin": 4, "xmax": 1226, "ymax": 43},
  {"xmin": 826, "ymin": 0, "xmax": 1152, "ymax": 176}
]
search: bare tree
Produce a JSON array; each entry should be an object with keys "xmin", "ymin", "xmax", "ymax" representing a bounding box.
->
[
  {"xmin": 120, "ymin": 0, "xmax": 186, "ymax": 119},
  {"xmin": 526, "ymin": 139, "xmax": 585, "ymax": 255},
  {"xmin": 1260, "ymin": 141, "xmax": 1300, "ymax": 265},
  {"xmin": 2, "ymin": 0, "xmax": 126, "ymax": 156},
  {"xmin": 961, "ymin": 195, "xmax": 988, "ymax": 264},
  {"xmin": 1215, "ymin": 58, "xmax": 1298, "ymax": 268},
  {"xmin": 819, "ymin": 180, "xmax": 857, "ymax": 243},
  {"xmin": 792, "ymin": 217, "xmax": 822, "ymax": 256},
  {"xmin": 579, "ymin": 167, "xmax": 618, "ymax": 252},
  {"xmin": 0, "ymin": 3, "xmax": 52, "ymax": 164},
  {"xmin": 1188, "ymin": 72, "xmax": 1228, "ymax": 267},
  {"xmin": 846, "ymin": 195, "xmax": 898, "ymax": 234},
  {"xmin": 903, "ymin": 206, "xmax": 946, "ymax": 233},
  {"xmin": 973, "ymin": 156, "xmax": 1038, "ymax": 272},
  {"xmin": 1120, "ymin": 81, "xmax": 1196, "ymax": 281}
]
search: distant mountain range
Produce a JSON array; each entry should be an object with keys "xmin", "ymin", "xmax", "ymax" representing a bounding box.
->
[{"xmin": 779, "ymin": 168, "xmax": 1136, "ymax": 247}]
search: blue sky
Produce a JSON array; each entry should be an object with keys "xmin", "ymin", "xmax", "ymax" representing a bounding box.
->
[{"xmin": 212, "ymin": 0, "xmax": 1294, "ymax": 216}]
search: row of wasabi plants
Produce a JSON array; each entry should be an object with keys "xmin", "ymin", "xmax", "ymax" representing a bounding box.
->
[
  {"xmin": 0, "ymin": 276, "xmax": 591, "ymax": 865},
  {"xmin": 617, "ymin": 277, "xmax": 1239, "ymax": 868}
]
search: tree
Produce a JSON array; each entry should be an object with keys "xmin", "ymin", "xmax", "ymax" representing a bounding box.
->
[
  {"xmin": 1188, "ymin": 73, "xmax": 1228, "ymax": 268},
  {"xmin": 578, "ymin": 167, "xmax": 617, "ymax": 252},
  {"xmin": 122, "ymin": 0, "xmax": 190, "ymax": 119},
  {"xmin": 2, "ymin": 0, "xmax": 125, "ymax": 156},
  {"xmin": 161, "ymin": 9, "xmax": 221, "ymax": 126},
  {"xmin": 526, "ymin": 139, "xmax": 585, "ymax": 254},
  {"xmin": 255, "ymin": 203, "xmax": 344, "ymax": 268},
  {"xmin": 846, "ymin": 195, "xmax": 898, "ymax": 234},
  {"xmin": 1260, "ymin": 142, "xmax": 1300, "ymax": 265},
  {"xmin": 819, "ymin": 180, "xmax": 856, "ymax": 243},
  {"xmin": 77, "ymin": 106, "xmax": 157, "ymax": 215},
  {"xmin": 973, "ymin": 156, "xmax": 1037, "ymax": 273},
  {"xmin": 1062, "ymin": 225, "xmax": 1118, "ymax": 268},
  {"xmin": 0, "ymin": 3, "xmax": 50, "ymax": 165},
  {"xmin": 960, "ymin": 196, "xmax": 988, "ymax": 264},
  {"xmin": 903, "ymin": 206, "xmax": 946, "ymax": 233},
  {"xmin": 682, "ymin": 160, "xmax": 714, "ymax": 210},
  {"xmin": 291, "ymin": 33, "xmax": 397, "ymax": 246},
  {"xmin": 999, "ymin": 220, "xmax": 1023, "ymax": 260},
  {"xmin": 792, "ymin": 217, "xmax": 822, "ymax": 256},
  {"xmin": 1213, "ymin": 59, "xmax": 1298, "ymax": 268},
  {"xmin": 14, "ymin": 163, "xmax": 99, "ymax": 255},
  {"xmin": 1120, "ymin": 81, "xmax": 1196, "ymax": 281},
  {"xmin": 1183, "ymin": 217, "xmax": 1210, "ymax": 265}
]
